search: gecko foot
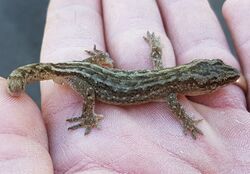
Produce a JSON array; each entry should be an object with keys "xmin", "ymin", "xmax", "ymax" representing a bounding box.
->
[
  {"xmin": 85, "ymin": 45, "xmax": 113, "ymax": 68},
  {"xmin": 182, "ymin": 119, "xmax": 203, "ymax": 140},
  {"xmin": 66, "ymin": 116, "xmax": 82, "ymax": 122},
  {"xmin": 143, "ymin": 31, "xmax": 163, "ymax": 69},
  {"xmin": 67, "ymin": 114, "xmax": 103, "ymax": 135},
  {"xmin": 85, "ymin": 45, "xmax": 111, "ymax": 61},
  {"xmin": 143, "ymin": 31, "xmax": 161, "ymax": 49},
  {"xmin": 85, "ymin": 45, "xmax": 102, "ymax": 56}
]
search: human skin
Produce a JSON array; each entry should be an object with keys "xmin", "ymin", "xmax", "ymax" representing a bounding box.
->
[{"xmin": 0, "ymin": 0, "xmax": 250, "ymax": 173}]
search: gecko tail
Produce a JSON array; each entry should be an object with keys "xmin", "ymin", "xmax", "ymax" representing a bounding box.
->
[{"xmin": 7, "ymin": 63, "xmax": 53, "ymax": 96}]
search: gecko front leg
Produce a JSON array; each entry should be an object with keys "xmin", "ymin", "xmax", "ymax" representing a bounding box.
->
[
  {"xmin": 64, "ymin": 46, "xmax": 113, "ymax": 135},
  {"xmin": 65, "ymin": 77, "xmax": 103, "ymax": 135},
  {"xmin": 144, "ymin": 31, "xmax": 203, "ymax": 139},
  {"xmin": 166, "ymin": 93, "xmax": 203, "ymax": 139}
]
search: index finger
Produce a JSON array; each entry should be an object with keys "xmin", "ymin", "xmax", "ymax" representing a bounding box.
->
[
  {"xmin": 222, "ymin": 0, "xmax": 250, "ymax": 107},
  {"xmin": 158, "ymin": 0, "xmax": 245, "ymax": 108},
  {"xmin": 40, "ymin": 0, "xmax": 106, "ymax": 171}
]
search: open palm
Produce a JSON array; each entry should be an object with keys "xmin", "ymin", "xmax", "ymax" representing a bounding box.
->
[{"xmin": 1, "ymin": 0, "xmax": 250, "ymax": 173}]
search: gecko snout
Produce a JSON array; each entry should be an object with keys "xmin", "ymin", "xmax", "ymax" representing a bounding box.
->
[{"xmin": 222, "ymin": 65, "xmax": 240, "ymax": 84}]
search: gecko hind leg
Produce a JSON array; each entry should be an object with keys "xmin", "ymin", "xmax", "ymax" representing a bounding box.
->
[
  {"xmin": 143, "ymin": 31, "xmax": 163, "ymax": 70},
  {"xmin": 84, "ymin": 45, "xmax": 114, "ymax": 68},
  {"xmin": 65, "ymin": 77, "xmax": 103, "ymax": 135}
]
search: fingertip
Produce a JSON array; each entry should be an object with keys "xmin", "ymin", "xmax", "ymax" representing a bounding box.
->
[
  {"xmin": 0, "ymin": 134, "xmax": 53, "ymax": 174},
  {"xmin": 0, "ymin": 78, "xmax": 48, "ymax": 150}
]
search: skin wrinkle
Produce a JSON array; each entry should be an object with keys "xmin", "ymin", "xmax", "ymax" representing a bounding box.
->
[
  {"xmin": 67, "ymin": 160, "xmax": 125, "ymax": 174},
  {"xmin": 48, "ymin": 0, "xmax": 102, "ymax": 14},
  {"xmin": 237, "ymin": 37, "xmax": 250, "ymax": 49},
  {"xmin": 0, "ymin": 134, "xmax": 53, "ymax": 173},
  {"xmin": 67, "ymin": 102, "xmax": 201, "ymax": 173},
  {"xmin": 0, "ymin": 134, "xmax": 49, "ymax": 159},
  {"xmin": 158, "ymin": 0, "xmax": 231, "ymax": 62},
  {"xmin": 103, "ymin": 0, "xmax": 175, "ymax": 70},
  {"xmin": 179, "ymin": 37, "xmax": 229, "ymax": 56},
  {"xmin": 47, "ymin": 4, "xmax": 102, "ymax": 18},
  {"xmin": 54, "ymin": 153, "xmax": 98, "ymax": 174},
  {"xmin": 42, "ymin": 100, "xmax": 82, "ymax": 121},
  {"xmin": 103, "ymin": 1, "xmax": 164, "ymax": 40},
  {"xmin": 41, "ymin": 1, "xmax": 104, "ymax": 63},
  {"xmin": 222, "ymin": 0, "xmax": 250, "ymax": 47},
  {"xmin": 56, "ymin": 138, "xmax": 137, "ymax": 174},
  {"xmin": 146, "ymin": 137, "xmax": 203, "ymax": 173},
  {"xmin": 0, "ymin": 84, "xmax": 48, "ymax": 149}
]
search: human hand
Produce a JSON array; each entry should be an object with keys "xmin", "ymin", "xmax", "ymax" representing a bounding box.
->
[{"xmin": 1, "ymin": 0, "xmax": 250, "ymax": 173}]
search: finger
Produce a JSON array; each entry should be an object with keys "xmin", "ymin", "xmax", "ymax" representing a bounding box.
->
[
  {"xmin": 222, "ymin": 0, "xmax": 250, "ymax": 107},
  {"xmin": 0, "ymin": 78, "xmax": 52, "ymax": 173},
  {"xmin": 41, "ymin": 0, "xmax": 105, "ymax": 102},
  {"xmin": 40, "ymin": 0, "xmax": 104, "ymax": 130},
  {"xmin": 103, "ymin": 0, "xmax": 175, "ymax": 69},
  {"xmin": 41, "ymin": 0, "xmax": 105, "ymax": 63},
  {"xmin": 158, "ymin": 0, "xmax": 245, "ymax": 108},
  {"xmin": 158, "ymin": 0, "xmax": 238, "ymax": 66},
  {"xmin": 40, "ymin": 0, "xmax": 106, "ymax": 171}
]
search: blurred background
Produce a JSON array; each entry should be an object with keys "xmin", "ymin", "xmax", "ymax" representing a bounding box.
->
[
  {"xmin": 0, "ymin": 0, "xmax": 233, "ymax": 105},
  {"xmin": 0, "ymin": 0, "xmax": 49, "ymax": 105}
]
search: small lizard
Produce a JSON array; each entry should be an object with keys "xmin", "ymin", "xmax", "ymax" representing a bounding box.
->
[{"xmin": 7, "ymin": 32, "xmax": 240, "ymax": 139}]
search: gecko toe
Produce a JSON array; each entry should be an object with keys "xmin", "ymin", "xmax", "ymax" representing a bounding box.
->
[
  {"xmin": 143, "ymin": 31, "xmax": 159, "ymax": 43},
  {"xmin": 68, "ymin": 123, "xmax": 83, "ymax": 130},
  {"xmin": 190, "ymin": 124, "xmax": 203, "ymax": 139},
  {"xmin": 194, "ymin": 119, "xmax": 203, "ymax": 125},
  {"xmin": 191, "ymin": 128, "xmax": 203, "ymax": 140},
  {"xmin": 68, "ymin": 124, "xmax": 92, "ymax": 135},
  {"xmin": 67, "ymin": 114, "xmax": 104, "ymax": 135},
  {"xmin": 182, "ymin": 118, "xmax": 203, "ymax": 139},
  {"xmin": 84, "ymin": 127, "xmax": 91, "ymax": 135},
  {"xmin": 143, "ymin": 31, "xmax": 153, "ymax": 42},
  {"xmin": 66, "ymin": 116, "xmax": 83, "ymax": 122}
]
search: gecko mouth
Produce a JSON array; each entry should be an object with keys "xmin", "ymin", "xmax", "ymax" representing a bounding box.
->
[
  {"xmin": 200, "ymin": 66, "xmax": 240, "ymax": 90},
  {"xmin": 226, "ymin": 67, "xmax": 240, "ymax": 83},
  {"xmin": 228, "ymin": 74, "xmax": 240, "ymax": 83}
]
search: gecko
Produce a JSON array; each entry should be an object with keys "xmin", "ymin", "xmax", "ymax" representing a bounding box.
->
[{"xmin": 7, "ymin": 32, "xmax": 240, "ymax": 139}]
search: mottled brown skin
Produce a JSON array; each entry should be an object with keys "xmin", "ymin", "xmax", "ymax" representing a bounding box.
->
[{"xmin": 7, "ymin": 32, "xmax": 240, "ymax": 139}]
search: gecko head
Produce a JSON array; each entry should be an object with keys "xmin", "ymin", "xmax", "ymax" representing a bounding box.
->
[{"xmin": 183, "ymin": 59, "xmax": 240, "ymax": 95}]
